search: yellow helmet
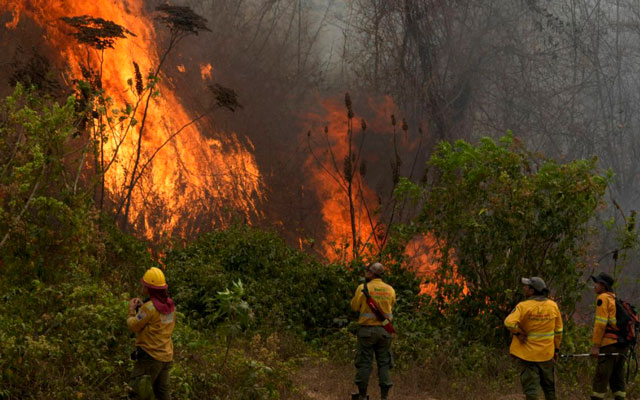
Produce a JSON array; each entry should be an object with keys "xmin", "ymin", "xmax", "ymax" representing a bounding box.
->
[{"xmin": 141, "ymin": 267, "xmax": 168, "ymax": 289}]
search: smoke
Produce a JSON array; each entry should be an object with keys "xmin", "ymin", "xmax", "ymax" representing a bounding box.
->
[{"xmin": 4, "ymin": 0, "xmax": 637, "ymax": 301}]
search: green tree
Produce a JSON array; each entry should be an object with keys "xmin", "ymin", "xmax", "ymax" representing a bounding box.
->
[
  {"xmin": 397, "ymin": 133, "xmax": 609, "ymax": 342},
  {"xmin": 0, "ymin": 84, "xmax": 101, "ymax": 283}
]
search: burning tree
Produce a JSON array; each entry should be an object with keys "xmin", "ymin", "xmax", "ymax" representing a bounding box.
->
[
  {"xmin": 59, "ymin": 15, "xmax": 135, "ymax": 209},
  {"xmin": 307, "ymin": 93, "xmax": 423, "ymax": 261},
  {"xmin": 118, "ymin": 5, "xmax": 213, "ymax": 226},
  {"xmin": 59, "ymin": 6, "xmax": 244, "ymax": 232}
]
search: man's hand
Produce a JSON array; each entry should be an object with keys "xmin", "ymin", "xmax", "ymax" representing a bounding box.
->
[
  {"xmin": 590, "ymin": 345, "xmax": 600, "ymax": 358},
  {"xmin": 129, "ymin": 298, "xmax": 142, "ymax": 312},
  {"xmin": 553, "ymin": 350, "xmax": 559, "ymax": 363},
  {"xmin": 515, "ymin": 332, "xmax": 527, "ymax": 343}
]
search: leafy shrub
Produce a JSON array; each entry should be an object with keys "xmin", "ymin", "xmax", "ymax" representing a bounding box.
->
[
  {"xmin": 0, "ymin": 278, "xmax": 131, "ymax": 399},
  {"xmin": 165, "ymin": 225, "xmax": 355, "ymax": 338},
  {"xmin": 0, "ymin": 85, "xmax": 102, "ymax": 285},
  {"xmin": 396, "ymin": 133, "xmax": 609, "ymax": 343}
]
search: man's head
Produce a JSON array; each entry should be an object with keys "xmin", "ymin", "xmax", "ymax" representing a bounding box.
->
[
  {"xmin": 591, "ymin": 272, "xmax": 614, "ymax": 294},
  {"xmin": 141, "ymin": 267, "xmax": 168, "ymax": 293},
  {"xmin": 364, "ymin": 262, "xmax": 385, "ymax": 280},
  {"xmin": 521, "ymin": 276, "xmax": 548, "ymax": 297}
]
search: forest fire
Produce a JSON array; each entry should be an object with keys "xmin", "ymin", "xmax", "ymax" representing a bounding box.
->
[
  {"xmin": 404, "ymin": 235, "xmax": 440, "ymax": 296},
  {"xmin": 2, "ymin": 1, "xmax": 458, "ymax": 296},
  {"xmin": 405, "ymin": 234, "xmax": 468, "ymax": 297},
  {"xmin": 0, "ymin": 0, "xmax": 263, "ymax": 240},
  {"xmin": 304, "ymin": 96, "xmax": 393, "ymax": 259},
  {"xmin": 305, "ymin": 95, "xmax": 463, "ymax": 296}
]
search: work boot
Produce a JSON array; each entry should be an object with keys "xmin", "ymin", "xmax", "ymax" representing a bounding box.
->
[
  {"xmin": 351, "ymin": 387, "xmax": 369, "ymax": 400},
  {"xmin": 380, "ymin": 385, "xmax": 390, "ymax": 400}
]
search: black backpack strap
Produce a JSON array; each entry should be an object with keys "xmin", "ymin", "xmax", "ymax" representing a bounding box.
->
[{"xmin": 362, "ymin": 281, "xmax": 371, "ymax": 299}]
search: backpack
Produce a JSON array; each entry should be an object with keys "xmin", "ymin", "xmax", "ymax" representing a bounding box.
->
[{"xmin": 605, "ymin": 298, "xmax": 640, "ymax": 346}]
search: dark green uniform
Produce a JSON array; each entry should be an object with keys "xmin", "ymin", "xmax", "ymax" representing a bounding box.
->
[
  {"xmin": 130, "ymin": 347, "xmax": 172, "ymax": 400},
  {"xmin": 591, "ymin": 343, "xmax": 628, "ymax": 400},
  {"xmin": 355, "ymin": 326, "xmax": 393, "ymax": 391},
  {"xmin": 519, "ymin": 359, "xmax": 556, "ymax": 400}
]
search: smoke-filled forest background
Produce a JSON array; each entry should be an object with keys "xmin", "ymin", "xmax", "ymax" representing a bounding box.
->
[{"xmin": 0, "ymin": 0, "xmax": 640, "ymax": 399}]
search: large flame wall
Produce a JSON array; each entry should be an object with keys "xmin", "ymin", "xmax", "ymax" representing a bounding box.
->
[{"xmin": 0, "ymin": 0, "xmax": 263, "ymax": 240}]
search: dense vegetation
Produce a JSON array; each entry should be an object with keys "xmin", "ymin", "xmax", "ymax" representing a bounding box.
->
[
  {"xmin": 396, "ymin": 134, "xmax": 610, "ymax": 343},
  {"xmin": 0, "ymin": 86, "xmax": 638, "ymax": 399}
]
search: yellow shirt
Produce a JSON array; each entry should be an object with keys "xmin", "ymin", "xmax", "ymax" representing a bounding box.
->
[
  {"xmin": 350, "ymin": 278, "xmax": 396, "ymax": 326},
  {"xmin": 591, "ymin": 292, "xmax": 617, "ymax": 347},
  {"xmin": 504, "ymin": 296, "xmax": 563, "ymax": 362},
  {"xmin": 127, "ymin": 300, "xmax": 176, "ymax": 362}
]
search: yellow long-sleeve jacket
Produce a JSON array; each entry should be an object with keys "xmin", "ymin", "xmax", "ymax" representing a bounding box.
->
[
  {"xmin": 127, "ymin": 300, "xmax": 176, "ymax": 362},
  {"xmin": 350, "ymin": 278, "xmax": 396, "ymax": 326},
  {"xmin": 504, "ymin": 296, "xmax": 563, "ymax": 362},
  {"xmin": 591, "ymin": 292, "xmax": 617, "ymax": 347}
]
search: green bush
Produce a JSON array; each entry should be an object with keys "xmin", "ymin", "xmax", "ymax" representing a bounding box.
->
[
  {"xmin": 0, "ymin": 85, "xmax": 102, "ymax": 285},
  {"xmin": 165, "ymin": 225, "xmax": 355, "ymax": 338},
  {"xmin": 396, "ymin": 133, "xmax": 609, "ymax": 343},
  {"xmin": 0, "ymin": 274, "xmax": 308, "ymax": 400},
  {"xmin": 0, "ymin": 278, "xmax": 131, "ymax": 399}
]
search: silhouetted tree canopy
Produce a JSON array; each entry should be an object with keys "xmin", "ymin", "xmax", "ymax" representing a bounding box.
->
[
  {"xmin": 60, "ymin": 16, "xmax": 134, "ymax": 50},
  {"xmin": 209, "ymin": 83, "xmax": 242, "ymax": 112},
  {"xmin": 154, "ymin": 5, "xmax": 211, "ymax": 36}
]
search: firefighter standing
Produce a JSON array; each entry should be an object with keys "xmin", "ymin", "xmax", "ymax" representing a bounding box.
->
[
  {"xmin": 590, "ymin": 272, "xmax": 627, "ymax": 400},
  {"xmin": 350, "ymin": 262, "xmax": 396, "ymax": 400},
  {"xmin": 127, "ymin": 267, "xmax": 176, "ymax": 400},
  {"xmin": 504, "ymin": 277, "xmax": 563, "ymax": 400}
]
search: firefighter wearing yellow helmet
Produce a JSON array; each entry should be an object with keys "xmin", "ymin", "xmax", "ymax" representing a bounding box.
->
[
  {"xmin": 504, "ymin": 277, "xmax": 563, "ymax": 400},
  {"xmin": 127, "ymin": 267, "xmax": 176, "ymax": 400}
]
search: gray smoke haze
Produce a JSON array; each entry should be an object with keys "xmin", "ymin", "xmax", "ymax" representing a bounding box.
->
[{"xmin": 149, "ymin": 1, "xmax": 640, "ymax": 295}]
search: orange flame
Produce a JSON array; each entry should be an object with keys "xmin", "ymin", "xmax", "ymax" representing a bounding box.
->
[
  {"xmin": 304, "ymin": 96, "xmax": 395, "ymax": 259},
  {"xmin": 405, "ymin": 234, "xmax": 468, "ymax": 298},
  {"xmin": 177, "ymin": 64, "xmax": 186, "ymax": 73},
  {"xmin": 404, "ymin": 235, "xmax": 440, "ymax": 296},
  {"xmin": 200, "ymin": 63, "xmax": 213, "ymax": 80},
  {"xmin": 306, "ymin": 95, "xmax": 465, "ymax": 299},
  {"xmin": 0, "ymin": 1, "xmax": 263, "ymax": 240}
]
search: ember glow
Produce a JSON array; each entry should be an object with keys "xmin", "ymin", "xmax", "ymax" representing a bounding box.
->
[
  {"xmin": 0, "ymin": 0, "xmax": 263, "ymax": 240},
  {"xmin": 200, "ymin": 63, "xmax": 213, "ymax": 81}
]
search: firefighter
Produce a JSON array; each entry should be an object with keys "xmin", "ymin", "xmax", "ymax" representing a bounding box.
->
[
  {"xmin": 350, "ymin": 262, "xmax": 396, "ymax": 400},
  {"xmin": 504, "ymin": 277, "xmax": 563, "ymax": 400},
  {"xmin": 127, "ymin": 267, "xmax": 176, "ymax": 400},
  {"xmin": 590, "ymin": 272, "xmax": 627, "ymax": 400}
]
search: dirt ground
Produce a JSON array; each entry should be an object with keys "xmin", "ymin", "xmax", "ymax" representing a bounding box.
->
[{"xmin": 292, "ymin": 358, "xmax": 527, "ymax": 400}]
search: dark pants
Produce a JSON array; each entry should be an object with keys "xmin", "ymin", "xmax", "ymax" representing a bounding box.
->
[
  {"xmin": 591, "ymin": 343, "xmax": 628, "ymax": 400},
  {"xmin": 519, "ymin": 359, "xmax": 556, "ymax": 400},
  {"xmin": 130, "ymin": 349, "xmax": 172, "ymax": 400},
  {"xmin": 354, "ymin": 326, "xmax": 393, "ymax": 396}
]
